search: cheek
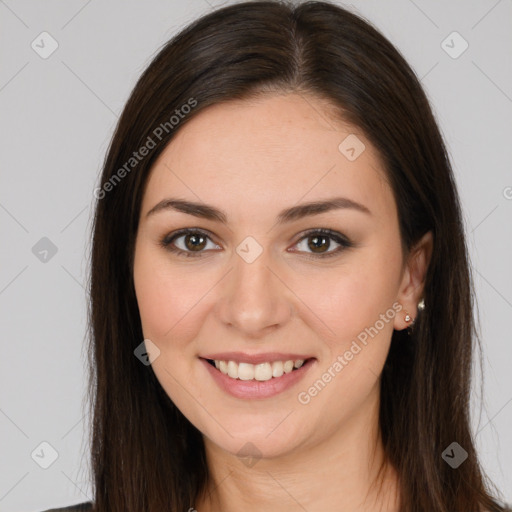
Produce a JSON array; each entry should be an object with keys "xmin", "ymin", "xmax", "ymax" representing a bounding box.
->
[
  {"xmin": 133, "ymin": 248, "xmax": 227, "ymax": 438},
  {"xmin": 133, "ymin": 244, "xmax": 206, "ymax": 344},
  {"xmin": 312, "ymin": 253, "xmax": 401, "ymax": 341},
  {"xmin": 301, "ymin": 246, "xmax": 403, "ymax": 401},
  {"xmin": 300, "ymin": 262, "xmax": 401, "ymax": 419}
]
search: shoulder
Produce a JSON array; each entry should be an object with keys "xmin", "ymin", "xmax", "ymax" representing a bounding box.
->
[{"xmin": 41, "ymin": 502, "xmax": 93, "ymax": 512}]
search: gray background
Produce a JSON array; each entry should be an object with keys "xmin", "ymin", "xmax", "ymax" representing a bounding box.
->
[{"xmin": 1, "ymin": 0, "xmax": 511, "ymax": 510}]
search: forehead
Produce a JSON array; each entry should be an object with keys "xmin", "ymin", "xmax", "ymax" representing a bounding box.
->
[{"xmin": 141, "ymin": 93, "xmax": 395, "ymax": 226}]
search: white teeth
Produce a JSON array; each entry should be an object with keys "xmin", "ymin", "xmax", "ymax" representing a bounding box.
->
[
  {"xmin": 211, "ymin": 358, "xmax": 308, "ymax": 381},
  {"xmin": 272, "ymin": 361, "xmax": 283, "ymax": 378},
  {"xmin": 254, "ymin": 362, "xmax": 272, "ymax": 381},
  {"xmin": 238, "ymin": 362, "xmax": 254, "ymax": 380},
  {"xmin": 227, "ymin": 361, "xmax": 238, "ymax": 379},
  {"xmin": 283, "ymin": 360, "xmax": 294, "ymax": 373}
]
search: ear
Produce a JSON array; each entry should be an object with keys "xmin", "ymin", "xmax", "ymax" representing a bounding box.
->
[{"xmin": 393, "ymin": 230, "xmax": 433, "ymax": 331}]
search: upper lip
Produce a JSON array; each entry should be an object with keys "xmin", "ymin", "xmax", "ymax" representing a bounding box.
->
[{"xmin": 201, "ymin": 352, "xmax": 314, "ymax": 365}]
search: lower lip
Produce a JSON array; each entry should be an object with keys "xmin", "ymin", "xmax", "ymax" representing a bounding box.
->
[{"xmin": 200, "ymin": 358, "xmax": 316, "ymax": 399}]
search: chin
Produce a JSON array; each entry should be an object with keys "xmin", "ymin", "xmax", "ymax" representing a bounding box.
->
[{"xmin": 201, "ymin": 414, "xmax": 309, "ymax": 462}]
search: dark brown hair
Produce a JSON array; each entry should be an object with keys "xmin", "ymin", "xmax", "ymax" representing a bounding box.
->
[{"xmin": 86, "ymin": 1, "xmax": 509, "ymax": 510}]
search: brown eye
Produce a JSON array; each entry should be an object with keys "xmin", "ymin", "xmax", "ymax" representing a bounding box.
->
[
  {"xmin": 183, "ymin": 232, "xmax": 207, "ymax": 252},
  {"xmin": 160, "ymin": 228, "xmax": 352, "ymax": 260},
  {"xmin": 160, "ymin": 229, "xmax": 219, "ymax": 258},
  {"xmin": 292, "ymin": 229, "xmax": 353, "ymax": 258},
  {"xmin": 307, "ymin": 234, "xmax": 331, "ymax": 254}
]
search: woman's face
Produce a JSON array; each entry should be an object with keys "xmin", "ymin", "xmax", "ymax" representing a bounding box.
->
[{"xmin": 133, "ymin": 92, "xmax": 427, "ymax": 460}]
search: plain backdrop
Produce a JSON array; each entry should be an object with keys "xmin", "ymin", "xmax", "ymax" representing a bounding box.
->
[{"xmin": 0, "ymin": 0, "xmax": 511, "ymax": 510}]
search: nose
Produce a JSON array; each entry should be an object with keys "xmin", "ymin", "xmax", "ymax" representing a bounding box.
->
[{"xmin": 215, "ymin": 248, "xmax": 293, "ymax": 338}]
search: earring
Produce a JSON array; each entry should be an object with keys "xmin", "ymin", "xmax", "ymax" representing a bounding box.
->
[
  {"xmin": 403, "ymin": 299, "xmax": 424, "ymax": 335},
  {"xmin": 404, "ymin": 311, "xmax": 415, "ymax": 335}
]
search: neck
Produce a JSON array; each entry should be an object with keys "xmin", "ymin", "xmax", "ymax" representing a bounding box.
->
[{"xmin": 195, "ymin": 386, "xmax": 400, "ymax": 512}]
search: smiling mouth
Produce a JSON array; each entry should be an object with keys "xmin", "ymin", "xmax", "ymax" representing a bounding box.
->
[{"xmin": 205, "ymin": 358, "xmax": 314, "ymax": 381}]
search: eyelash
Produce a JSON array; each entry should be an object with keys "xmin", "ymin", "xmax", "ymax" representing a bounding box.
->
[{"xmin": 159, "ymin": 228, "xmax": 353, "ymax": 259}]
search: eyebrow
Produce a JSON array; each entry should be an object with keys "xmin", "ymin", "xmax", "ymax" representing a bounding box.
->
[{"xmin": 145, "ymin": 196, "xmax": 372, "ymax": 224}]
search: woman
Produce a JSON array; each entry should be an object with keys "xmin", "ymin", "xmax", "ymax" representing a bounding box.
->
[{"xmin": 44, "ymin": 1, "xmax": 510, "ymax": 511}]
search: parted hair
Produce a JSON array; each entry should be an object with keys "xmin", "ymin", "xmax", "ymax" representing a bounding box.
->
[{"xmin": 86, "ymin": 1, "xmax": 509, "ymax": 510}]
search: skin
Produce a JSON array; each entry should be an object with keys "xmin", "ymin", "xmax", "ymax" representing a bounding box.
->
[{"xmin": 133, "ymin": 92, "xmax": 433, "ymax": 512}]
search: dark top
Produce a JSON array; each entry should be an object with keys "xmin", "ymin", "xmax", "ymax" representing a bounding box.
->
[
  {"xmin": 41, "ymin": 500, "xmax": 512, "ymax": 511},
  {"xmin": 42, "ymin": 503, "xmax": 93, "ymax": 512}
]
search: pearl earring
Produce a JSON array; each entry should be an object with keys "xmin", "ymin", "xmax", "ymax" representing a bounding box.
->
[{"xmin": 404, "ymin": 299, "xmax": 425, "ymax": 334}]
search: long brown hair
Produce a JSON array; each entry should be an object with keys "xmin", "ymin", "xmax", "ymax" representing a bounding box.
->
[{"xmin": 86, "ymin": 1, "xmax": 509, "ymax": 510}]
